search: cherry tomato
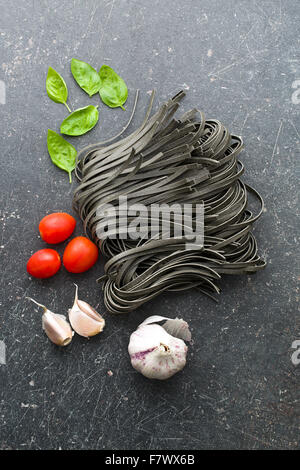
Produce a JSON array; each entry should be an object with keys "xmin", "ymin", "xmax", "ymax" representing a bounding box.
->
[
  {"xmin": 27, "ymin": 249, "xmax": 61, "ymax": 279},
  {"xmin": 39, "ymin": 212, "xmax": 76, "ymax": 244},
  {"xmin": 63, "ymin": 236, "xmax": 98, "ymax": 273}
]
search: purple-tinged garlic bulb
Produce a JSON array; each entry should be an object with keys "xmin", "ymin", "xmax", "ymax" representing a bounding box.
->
[{"xmin": 128, "ymin": 316, "xmax": 191, "ymax": 380}]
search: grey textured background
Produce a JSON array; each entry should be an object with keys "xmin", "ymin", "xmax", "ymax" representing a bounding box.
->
[{"xmin": 0, "ymin": 0, "xmax": 299, "ymax": 450}]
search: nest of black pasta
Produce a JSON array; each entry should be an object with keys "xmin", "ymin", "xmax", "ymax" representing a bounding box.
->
[{"xmin": 73, "ymin": 90, "xmax": 265, "ymax": 314}]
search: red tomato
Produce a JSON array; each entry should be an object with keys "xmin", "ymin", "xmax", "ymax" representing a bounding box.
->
[
  {"xmin": 63, "ymin": 236, "xmax": 98, "ymax": 273},
  {"xmin": 39, "ymin": 212, "xmax": 76, "ymax": 244},
  {"xmin": 27, "ymin": 249, "xmax": 61, "ymax": 279}
]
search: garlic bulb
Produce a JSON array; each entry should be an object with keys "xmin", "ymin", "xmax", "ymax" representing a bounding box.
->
[
  {"xmin": 68, "ymin": 284, "xmax": 105, "ymax": 338},
  {"xmin": 128, "ymin": 316, "xmax": 191, "ymax": 380},
  {"xmin": 26, "ymin": 297, "xmax": 73, "ymax": 346}
]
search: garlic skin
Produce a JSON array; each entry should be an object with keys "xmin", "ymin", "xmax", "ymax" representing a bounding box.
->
[
  {"xmin": 26, "ymin": 297, "xmax": 73, "ymax": 346},
  {"xmin": 68, "ymin": 285, "xmax": 105, "ymax": 338},
  {"xmin": 128, "ymin": 317, "xmax": 191, "ymax": 380}
]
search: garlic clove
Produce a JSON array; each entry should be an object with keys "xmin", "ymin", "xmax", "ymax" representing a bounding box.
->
[
  {"xmin": 162, "ymin": 318, "xmax": 191, "ymax": 342},
  {"xmin": 128, "ymin": 322, "xmax": 189, "ymax": 380},
  {"xmin": 140, "ymin": 315, "xmax": 192, "ymax": 341},
  {"xmin": 140, "ymin": 315, "xmax": 168, "ymax": 326},
  {"xmin": 26, "ymin": 297, "xmax": 73, "ymax": 347},
  {"xmin": 68, "ymin": 285, "xmax": 105, "ymax": 338},
  {"xmin": 42, "ymin": 311, "xmax": 73, "ymax": 346}
]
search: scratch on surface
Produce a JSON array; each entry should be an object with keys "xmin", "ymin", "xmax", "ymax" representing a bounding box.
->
[
  {"xmin": 289, "ymin": 120, "xmax": 300, "ymax": 141},
  {"xmin": 81, "ymin": 3, "xmax": 101, "ymax": 40},
  {"xmin": 279, "ymin": 0, "xmax": 282, "ymax": 24},
  {"xmin": 253, "ymin": 1, "xmax": 269, "ymax": 20},
  {"xmin": 94, "ymin": 0, "xmax": 115, "ymax": 60},
  {"xmin": 239, "ymin": 23, "xmax": 257, "ymax": 47},
  {"xmin": 240, "ymin": 113, "xmax": 250, "ymax": 133},
  {"xmin": 231, "ymin": 425, "xmax": 283, "ymax": 449},
  {"xmin": 137, "ymin": 409, "xmax": 170, "ymax": 428},
  {"xmin": 208, "ymin": 59, "xmax": 246, "ymax": 77},
  {"xmin": 102, "ymin": 328, "xmax": 122, "ymax": 343},
  {"xmin": 57, "ymin": 410, "xmax": 74, "ymax": 432},
  {"xmin": 245, "ymin": 43, "xmax": 259, "ymax": 64},
  {"xmin": 81, "ymin": 353, "xmax": 110, "ymax": 383},
  {"xmin": 269, "ymin": 120, "xmax": 283, "ymax": 168},
  {"xmin": 11, "ymin": 406, "xmax": 31, "ymax": 436},
  {"xmin": 254, "ymin": 0, "xmax": 283, "ymax": 29}
]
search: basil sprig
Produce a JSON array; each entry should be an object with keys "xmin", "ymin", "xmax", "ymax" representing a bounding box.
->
[
  {"xmin": 47, "ymin": 130, "xmax": 77, "ymax": 183},
  {"xmin": 60, "ymin": 105, "xmax": 99, "ymax": 136},
  {"xmin": 46, "ymin": 67, "xmax": 71, "ymax": 112},
  {"xmin": 99, "ymin": 65, "xmax": 128, "ymax": 110},
  {"xmin": 71, "ymin": 58, "xmax": 101, "ymax": 97},
  {"xmin": 45, "ymin": 60, "xmax": 130, "ymax": 183}
]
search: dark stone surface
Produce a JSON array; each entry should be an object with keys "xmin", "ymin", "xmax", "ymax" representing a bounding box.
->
[{"xmin": 0, "ymin": 0, "xmax": 299, "ymax": 450}]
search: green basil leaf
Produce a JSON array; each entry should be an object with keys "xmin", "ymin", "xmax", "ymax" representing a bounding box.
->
[
  {"xmin": 46, "ymin": 67, "xmax": 71, "ymax": 112},
  {"xmin": 47, "ymin": 129, "xmax": 77, "ymax": 183},
  {"xmin": 99, "ymin": 65, "xmax": 128, "ymax": 110},
  {"xmin": 60, "ymin": 105, "xmax": 99, "ymax": 136},
  {"xmin": 71, "ymin": 58, "xmax": 101, "ymax": 97}
]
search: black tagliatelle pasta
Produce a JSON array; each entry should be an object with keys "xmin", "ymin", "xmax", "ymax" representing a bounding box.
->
[{"xmin": 73, "ymin": 90, "xmax": 266, "ymax": 314}]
